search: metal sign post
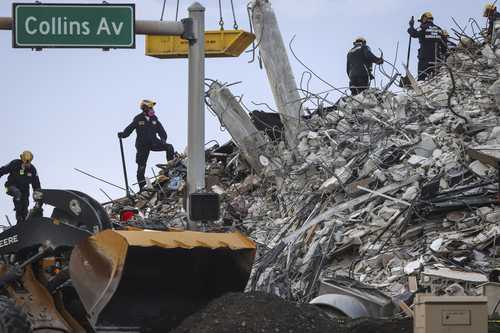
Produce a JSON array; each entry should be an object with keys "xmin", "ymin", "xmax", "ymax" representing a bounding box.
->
[{"xmin": 187, "ymin": 3, "xmax": 205, "ymax": 227}]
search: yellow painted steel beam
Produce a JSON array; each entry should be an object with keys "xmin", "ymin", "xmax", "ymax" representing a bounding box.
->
[{"xmin": 146, "ymin": 30, "xmax": 255, "ymax": 58}]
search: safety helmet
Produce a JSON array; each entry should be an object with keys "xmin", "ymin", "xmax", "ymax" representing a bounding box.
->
[
  {"xmin": 140, "ymin": 99, "xmax": 156, "ymax": 109},
  {"xmin": 420, "ymin": 12, "xmax": 434, "ymax": 23},
  {"xmin": 484, "ymin": 3, "xmax": 497, "ymax": 17},
  {"xmin": 20, "ymin": 151, "xmax": 33, "ymax": 163},
  {"xmin": 354, "ymin": 37, "xmax": 366, "ymax": 45}
]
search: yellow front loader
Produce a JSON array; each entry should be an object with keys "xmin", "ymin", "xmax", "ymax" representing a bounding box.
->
[{"xmin": 0, "ymin": 189, "xmax": 255, "ymax": 332}]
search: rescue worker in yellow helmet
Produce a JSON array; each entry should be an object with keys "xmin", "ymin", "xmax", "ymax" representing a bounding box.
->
[
  {"xmin": 0, "ymin": 151, "xmax": 41, "ymax": 223},
  {"xmin": 439, "ymin": 30, "xmax": 456, "ymax": 61},
  {"xmin": 408, "ymin": 12, "xmax": 445, "ymax": 81},
  {"xmin": 484, "ymin": 3, "xmax": 500, "ymax": 41},
  {"xmin": 346, "ymin": 37, "xmax": 384, "ymax": 96},
  {"xmin": 118, "ymin": 100, "xmax": 175, "ymax": 190}
]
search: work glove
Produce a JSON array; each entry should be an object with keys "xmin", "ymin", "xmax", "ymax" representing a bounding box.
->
[
  {"xmin": 409, "ymin": 16, "xmax": 415, "ymax": 27},
  {"xmin": 8, "ymin": 187, "xmax": 22, "ymax": 201},
  {"xmin": 28, "ymin": 205, "xmax": 43, "ymax": 219},
  {"xmin": 33, "ymin": 190, "xmax": 43, "ymax": 201},
  {"xmin": 118, "ymin": 132, "xmax": 124, "ymax": 139}
]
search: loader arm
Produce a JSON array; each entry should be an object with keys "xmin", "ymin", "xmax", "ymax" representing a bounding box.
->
[{"xmin": 0, "ymin": 189, "xmax": 111, "ymax": 256}]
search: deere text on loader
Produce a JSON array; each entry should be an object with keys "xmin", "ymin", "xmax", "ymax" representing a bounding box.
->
[{"xmin": 0, "ymin": 189, "xmax": 256, "ymax": 332}]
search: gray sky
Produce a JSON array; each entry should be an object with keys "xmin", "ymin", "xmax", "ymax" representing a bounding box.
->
[{"xmin": 0, "ymin": 0, "xmax": 483, "ymax": 224}]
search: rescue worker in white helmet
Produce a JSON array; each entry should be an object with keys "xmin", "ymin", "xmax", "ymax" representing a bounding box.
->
[
  {"xmin": 408, "ymin": 12, "xmax": 445, "ymax": 81},
  {"xmin": 118, "ymin": 100, "xmax": 175, "ymax": 190},
  {"xmin": 346, "ymin": 37, "xmax": 384, "ymax": 96},
  {"xmin": 0, "ymin": 151, "xmax": 41, "ymax": 223}
]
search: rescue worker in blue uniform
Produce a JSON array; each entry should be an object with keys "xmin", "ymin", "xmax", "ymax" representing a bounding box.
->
[
  {"xmin": 346, "ymin": 37, "xmax": 384, "ymax": 96},
  {"xmin": 0, "ymin": 151, "xmax": 41, "ymax": 223},
  {"xmin": 118, "ymin": 100, "xmax": 175, "ymax": 190},
  {"xmin": 408, "ymin": 12, "xmax": 444, "ymax": 81}
]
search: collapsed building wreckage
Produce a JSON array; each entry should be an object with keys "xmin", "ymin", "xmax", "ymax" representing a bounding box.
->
[{"xmin": 106, "ymin": 8, "xmax": 500, "ymax": 324}]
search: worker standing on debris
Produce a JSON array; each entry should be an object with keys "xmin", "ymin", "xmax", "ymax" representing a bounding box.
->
[
  {"xmin": 118, "ymin": 100, "xmax": 175, "ymax": 190},
  {"xmin": 0, "ymin": 151, "xmax": 41, "ymax": 223},
  {"xmin": 484, "ymin": 3, "xmax": 500, "ymax": 41},
  {"xmin": 346, "ymin": 37, "xmax": 384, "ymax": 96},
  {"xmin": 439, "ymin": 30, "xmax": 456, "ymax": 60},
  {"xmin": 408, "ymin": 12, "xmax": 444, "ymax": 81}
]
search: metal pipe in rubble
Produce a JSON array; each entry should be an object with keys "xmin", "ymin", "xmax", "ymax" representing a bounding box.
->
[
  {"xmin": 118, "ymin": 137, "xmax": 131, "ymax": 199},
  {"xmin": 186, "ymin": 2, "xmax": 206, "ymax": 227}
]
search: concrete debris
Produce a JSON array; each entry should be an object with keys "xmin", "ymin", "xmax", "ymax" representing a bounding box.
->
[{"xmin": 106, "ymin": 39, "xmax": 500, "ymax": 313}]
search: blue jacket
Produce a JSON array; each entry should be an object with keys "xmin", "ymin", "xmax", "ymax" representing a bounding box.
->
[
  {"xmin": 0, "ymin": 159, "xmax": 41, "ymax": 193},
  {"xmin": 121, "ymin": 112, "xmax": 168, "ymax": 148},
  {"xmin": 347, "ymin": 44, "xmax": 383, "ymax": 79}
]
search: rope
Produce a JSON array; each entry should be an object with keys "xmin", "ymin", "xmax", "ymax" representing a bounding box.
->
[
  {"xmin": 218, "ymin": 0, "xmax": 225, "ymax": 30},
  {"xmin": 160, "ymin": 0, "xmax": 167, "ymax": 21},
  {"xmin": 230, "ymin": 0, "xmax": 238, "ymax": 30},
  {"xmin": 175, "ymin": 0, "xmax": 180, "ymax": 21}
]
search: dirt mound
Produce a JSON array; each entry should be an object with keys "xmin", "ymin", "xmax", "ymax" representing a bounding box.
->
[
  {"xmin": 170, "ymin": 292, "xmax": 411, "ymax": 333},
  {"xmin": 171, "ymin": 292, "xmax": 341, "ymax": 333}
]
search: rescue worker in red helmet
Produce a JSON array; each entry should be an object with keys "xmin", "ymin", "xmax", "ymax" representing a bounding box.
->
[
  {"xmin": 118, "ymin": 100, "xmax": 175, "ymax": 190},
  {"xmin": 0, "ymin": 151, "xmax": 41, "ymax": 223}
]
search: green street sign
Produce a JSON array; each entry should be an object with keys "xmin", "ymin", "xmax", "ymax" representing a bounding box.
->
[{"xmin": 13, "ymin": 3, "xmax": 135, "ymax": 48}]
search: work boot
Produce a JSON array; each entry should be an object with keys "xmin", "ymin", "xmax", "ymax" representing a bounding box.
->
[
  {"xmin": 15, "ymin": 212, "xmax": 26, "ymax": 224},
  {"xmin": 165, "ymin": 145, "xmax": 175, "ymax": 161}
]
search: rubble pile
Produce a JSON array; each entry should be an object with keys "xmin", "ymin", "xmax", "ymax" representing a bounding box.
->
[
  {"xmin": 107, "ymin": 39, "xmax": 500, "ymax": 308},
  {"xmin": 247, "ymin": 41, "xmax": 500, "ymax": 301}
]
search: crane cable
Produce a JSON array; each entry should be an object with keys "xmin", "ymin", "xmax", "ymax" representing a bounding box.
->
[
  {"xmin": 160, "ymin": 0, "xmax": 180, "ymax": 21},
  {"xmin": 230, "ymin": 0, "xmax": 238, "ymax": 30},
  {"xmin": 163, "ymin": 0, "xmax": 238, "ymax": 27},
  {"xmin": 160, "ymin": 0, "xmax": 167, "ymax": 21},
  {"xmin": 175, "ymin": 0, "xmax": 180, "ymax": 21},
  {"xmin": 218, "ymin": 0, "xmax": 225, "ymax": 30}
]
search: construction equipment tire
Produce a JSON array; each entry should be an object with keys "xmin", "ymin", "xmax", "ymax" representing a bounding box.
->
[{"xmin": 0, "ymin": 296, "xmax": 31, "ymax": 333}]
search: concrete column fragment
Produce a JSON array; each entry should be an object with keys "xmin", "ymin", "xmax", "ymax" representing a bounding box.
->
[
  {"xmin": 208, "ymin": 81, "xmax": 268, "ymax": 171},
  {"xmin": 250, "ymin": 0, "xmax": 302, "ymax": 149}
]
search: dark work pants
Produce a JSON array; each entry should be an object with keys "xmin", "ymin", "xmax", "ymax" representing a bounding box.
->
[
  {"xmin": 417, "ymin": 59, "xmax": 435, "ymax": 81},
  {"xmin": 6, "ymin": 186, "xmax": 29, "ymax": 223},
  {"xmin": 136, "ymin": 140, "xmax": 175, "ymax": 189},
  {"xmin": 349, "ymin": 76, "xmax": 370, "ymax": 96}
]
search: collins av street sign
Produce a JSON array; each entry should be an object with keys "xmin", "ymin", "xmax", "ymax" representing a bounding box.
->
[{"xmin": 13, "ymin": 3, "xmax": 135, "ymax": 48}]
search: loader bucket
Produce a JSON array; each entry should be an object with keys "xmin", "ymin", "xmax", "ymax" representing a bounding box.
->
[{"xmin": 69, "ymin": 230, "xmax": 256, "ymax": 330}]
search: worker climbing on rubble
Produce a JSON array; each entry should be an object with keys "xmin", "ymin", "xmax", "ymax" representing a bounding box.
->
[
  {"xmin": 118, "ymin": 99, "xmax": 175, "ymax": 190},
  {"xmin": 0, "ymin": 151, "xmax": 41, "ymax": 223},
  {"xmin": 439, "ymin": 30, "xmax": 456, "ymax": 61},
  {"xmin": 408, "ymin": 12, "xmax": 444, "ymax": 81},
  {"xmin": 346, "ymin": 37, "xmax": 384, "ymax": 96},
  {"xmin": 484, "ymin": 3, "xmax": 500, "ymax": 42}
]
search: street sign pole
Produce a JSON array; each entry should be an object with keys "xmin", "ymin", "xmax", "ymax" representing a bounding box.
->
[
  {"xmin": 187, "ymin": 3, "xmax": 205, "ymax": 228},
  {"xmin": 0, "ymin": 17, "xmax": 187, "ymax": 37}
]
